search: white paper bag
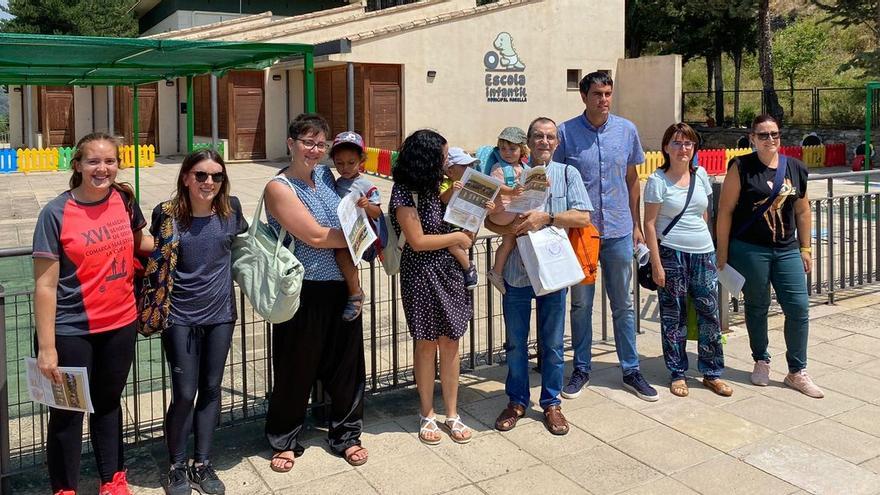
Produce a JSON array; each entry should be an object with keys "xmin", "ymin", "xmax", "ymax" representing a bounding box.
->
[{"xmin": 516, "ymin": 226, "xmax": 585, "ymax": 296}]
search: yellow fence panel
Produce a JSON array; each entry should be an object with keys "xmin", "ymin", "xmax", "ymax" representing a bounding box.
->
[
  {"xmin": 637, "ymin": 151, "xmax": 664, "ymax": 179},
  {"xmin": 802, "ymin": 145, "xmax": 826, "ymax": 168},
  {"xmin": 364, "ymin": 147, "xmax": 379, "ymax": 174},
  {"xmin": 725, "ymin": 147, "xmax": 752, "ymax": 165},
  {"xmin": 17, "ymin": 148, "xmax": 59, "ymax": 173}
]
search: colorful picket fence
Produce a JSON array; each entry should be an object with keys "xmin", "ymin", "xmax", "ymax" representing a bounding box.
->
[
  {"xmin": 636, "ymin": 151, "xmax": 664, "ymax": 179},
  {"xmin": 363, "ymin": 147, "xmax": 398, "ymax": 177},
  {"xmin": 5, "ymin": 145, "xmax": 156, "ymax": 173}
]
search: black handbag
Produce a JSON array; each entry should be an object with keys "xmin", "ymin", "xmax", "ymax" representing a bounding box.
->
[{"xmin": 638, "ymin": 169, "xmax": 696, "ymax": 291}]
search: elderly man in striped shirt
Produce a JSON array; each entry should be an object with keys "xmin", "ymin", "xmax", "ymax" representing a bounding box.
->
[{"xmin": 485, "ymin": 117, "xmax": 593, "ymax": 436}]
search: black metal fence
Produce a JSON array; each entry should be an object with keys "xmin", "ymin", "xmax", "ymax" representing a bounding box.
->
[{"xmin": 682, "ymin": 87, "xmax": 877, "ymax": 129}]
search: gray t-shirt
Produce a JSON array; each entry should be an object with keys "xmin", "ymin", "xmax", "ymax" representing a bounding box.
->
[
  {"xmin": 150, "ymin": 197, "xmax": 248, "ymax": 326},
  {"xmin": 335, "ymin": 174, "xmax": 381, "ymax": 204}
]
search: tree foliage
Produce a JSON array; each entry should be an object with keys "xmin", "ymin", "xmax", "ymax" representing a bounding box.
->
[
  {"xmin": 813, "ymin": 0, "xmax": 880, "ymax": 75},
  {"xmin": 0, "ymin": 0, "xmax": 138, "ymax": 37},
  {"xmin": 774, "ymin": 19, "xmax": 827, "ymax": 117}
]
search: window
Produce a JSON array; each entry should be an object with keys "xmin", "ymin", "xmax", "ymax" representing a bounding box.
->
[{"xmin": 567, "ymin": 69, "xmax": 581, "ymax": 91}]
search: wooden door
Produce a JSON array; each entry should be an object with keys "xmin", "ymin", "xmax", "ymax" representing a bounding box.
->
[
  {"xmin": 114, "ymin": 84, "xmax": 159, "ymax": 146},
  {"xmin": 38, "ymin": 86, "xmax": 75, "ymax": 147},
  {"xmin": 364, "ymin": 65, "xmax": 401, "ymax": 150},
  {"xmin": 228, "ymin": 71, "xmax": 265, "ymax": 160}
]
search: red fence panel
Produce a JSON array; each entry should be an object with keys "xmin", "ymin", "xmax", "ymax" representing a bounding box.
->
[
  {"xmin": 824, "ymin": 143, "xmax": 846, "ymax": 167},
  {"xmin": 377, "ymin": 149, "xmax": 392, "ymax": 176}
]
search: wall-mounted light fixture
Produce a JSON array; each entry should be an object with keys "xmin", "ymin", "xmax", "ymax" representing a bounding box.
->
[
  {"xmin": 12, "ymin": 86, "xmax": 21, "ymax": 92},
  {"xmin": 427, "ymin": 70, "xmax": 437, "ymax": 78},
  {"xmin": 165, "ymin": 79, "xmax": 175, "ymax": 87},
  {"xmin": 272, "ymin": 74, "xmax": 282, "ymax": 81}
]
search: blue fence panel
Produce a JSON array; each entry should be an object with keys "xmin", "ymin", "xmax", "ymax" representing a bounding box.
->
[{"xmin": 0, "ymin": 148, "xmax": 17, "ymax": 173}]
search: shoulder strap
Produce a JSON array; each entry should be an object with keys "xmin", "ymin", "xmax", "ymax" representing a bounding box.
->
[
  {"xmin": 661, "ymin": 169, "xmax": 696, "ymax": 237},
  {"xmin": 734, "ymin": 155, "xmax": 788, "ymax": 237}
]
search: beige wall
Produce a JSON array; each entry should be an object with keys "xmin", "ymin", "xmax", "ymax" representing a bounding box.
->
[
  {"xmin": 9, "ymin": 86, "xmax": 23, "ymax": 147},
  {"xmin": 73, "ymin": 87, "xmax": 93, "ymax": 142},
  {"xmin": 157, "ymin": 80, "xmax": 179, "ymax": 155},
  {"xmin": 265, "ymin": 68, "xmax": 289, "ymax": 159},
  {"xmin": 93, "ymin": 87, "xmax": 109, "ymax": 134},
  {"xmin": 321, "ymin": 0, "xmax": 625, "ymax": 151},
  {"xmin": 614, "ymin": 54, "xmax": 682, "ymax": 151}
]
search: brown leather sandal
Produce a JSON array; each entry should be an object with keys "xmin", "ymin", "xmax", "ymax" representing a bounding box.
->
[
  {"xmin": 494, "ymin": 403, "xmax": 526, "ymax": 432},
  {"xmin": 543, "ymin": 405, "xmax": 569, "ymax": 436},
  {"xmin": 670, "ymin": 378, "xmax": 689, "ymax": 397},
  {"xmin": 703, "ymin": 378, "xmax": 733, "ymax": 397}
]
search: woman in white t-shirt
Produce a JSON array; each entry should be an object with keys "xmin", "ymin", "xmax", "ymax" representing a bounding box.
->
[{"xmin": 644, "ymin": 123, "xmax": 731, "ymax": 398}]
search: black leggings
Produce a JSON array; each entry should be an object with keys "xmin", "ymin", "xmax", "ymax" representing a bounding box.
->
[
  {"xmin": 43, "ymin": 322, "xmax": 136, "ymax": 492},
  {"xmin": 162, "ymin": 322, "xmax": 234, "ymax": 465}
]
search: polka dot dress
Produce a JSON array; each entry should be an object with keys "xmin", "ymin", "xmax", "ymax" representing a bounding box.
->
[{"xmin": 389, "ymin": 184, "xmax": 472, "ymax": 341}]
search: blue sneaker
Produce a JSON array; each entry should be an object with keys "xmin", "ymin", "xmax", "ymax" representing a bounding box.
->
[
  {"xmin": 623, "ymin": 371, "xmax": 659, "ymax": 402},
  {"xmin": 464, "ymin": 264, "xmax": 478, "ymax": 290},
  {"xmin": 561, "ymin": 369, "xmax": 590, "ymax": 399}
]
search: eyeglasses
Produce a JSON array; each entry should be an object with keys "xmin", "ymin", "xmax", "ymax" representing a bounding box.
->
[
  {"xmin": 192, "ymin": 171, "xmax": 225, "ymax": 183},
  {"xmin": 295, "ymin": 138, "xmax": 329, "ymax": 152},
  {"xmin": 531, "ymin": 133, "xmax": 557, "ymax": 142},
  {"xmin": 669, "ymin": 140, "xmax": 695, "ymax": 150},
  {"xmin": 755, "ymin": 131, "xmax": 781, "ymax": 141}
]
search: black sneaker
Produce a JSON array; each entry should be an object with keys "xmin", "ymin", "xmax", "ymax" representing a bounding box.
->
[
  {"xmin": 464, "ymin": 264, "xmax": 478, "ymax": 290},
  {"xmin": 188, "ymin": 462, "xmax": 225, "ymax": 495},
  {"xmin": 164, "ymin": 465, "xmax": 192, "ymax": 495},
  {"xmin": 622, "ymin": 371, "xmax": 659, "ymax": 402},
  {"xmin": 561, "ymin": 369, "xmax": 590, "ymax": 399}
]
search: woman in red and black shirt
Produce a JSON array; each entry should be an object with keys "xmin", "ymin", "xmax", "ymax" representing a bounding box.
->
[{"xmin": 32, "ymin": 132, "xmax": 153, "ymax": 495}]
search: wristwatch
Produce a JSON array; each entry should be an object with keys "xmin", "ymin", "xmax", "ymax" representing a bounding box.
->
[{"xmin": 548, "ymin": 212, "xmax": 555, "ymax": 226}]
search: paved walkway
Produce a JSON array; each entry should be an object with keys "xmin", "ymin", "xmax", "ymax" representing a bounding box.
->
[{"xmin": 9, "ymin": 287, "xmax": 880, "ymax": 495}]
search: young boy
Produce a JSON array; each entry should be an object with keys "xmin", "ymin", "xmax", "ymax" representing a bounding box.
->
[
  {"xmin": 439, "ymin": 147, "xmax": 483, "ymax": 289},
  {"xmin": 331, "ymin": 131, "xmax": 381, "ymax": 321}
]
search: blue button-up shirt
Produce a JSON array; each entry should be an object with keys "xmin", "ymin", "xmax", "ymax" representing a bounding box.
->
[
  {"xmin": 502, "ymin": 160, "xmax": 593, "ymax": 288},
  {"xmin": 553, "ymin": 113, "xmax": 645, "ymax": 239}
]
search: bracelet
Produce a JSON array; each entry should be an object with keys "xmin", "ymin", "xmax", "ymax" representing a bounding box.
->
[{"xmin": 800, "ymin": 247, "xmax": 812, "ymax": 253}]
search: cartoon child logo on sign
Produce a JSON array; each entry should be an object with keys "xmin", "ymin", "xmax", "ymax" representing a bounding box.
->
[{"xmin": 484, "ymin": 32, "xmax": 527, "ymax": 103}]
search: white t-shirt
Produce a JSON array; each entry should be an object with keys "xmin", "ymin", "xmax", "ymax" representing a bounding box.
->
[{"xmin": 644, "ymin": 166, "xmax": 714, "ymax": 254}]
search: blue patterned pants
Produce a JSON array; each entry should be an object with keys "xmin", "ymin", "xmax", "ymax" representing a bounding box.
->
[{"xmin": 657, "ymin": 246, "xmax": 724, "ymax": 380}]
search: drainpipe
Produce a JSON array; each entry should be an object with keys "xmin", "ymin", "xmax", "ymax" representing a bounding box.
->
[
  {"xmin": 108, "ymin": 86, "xmax": 115, "ymax": 137},
  {"xmin": 210, "ymin": 73, "xmax": 219, "ymax": 151},
  {"xmin": 347, "ymin": 62, "xmax": 355, "ymax": 131},
  {"xmin": 24, "ymin": 86, "xmax": 33, "ymax": 148}
]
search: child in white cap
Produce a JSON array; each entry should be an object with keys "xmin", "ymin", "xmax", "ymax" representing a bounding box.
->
[
  {"xmin": 331, "ymin": 131, "xmax": 382, "ymax": 321},
  {"xmin": 438, "ymin": 147, "xmax": 485, "ymax": 289}
]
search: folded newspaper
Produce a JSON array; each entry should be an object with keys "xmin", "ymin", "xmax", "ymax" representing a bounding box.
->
[
  {"xmin": 443, "ymin": 167, "xmax": 502, "ymax": 231},
  {"xmin": 25, "ymin": 357, "xmax": 94, "ymax": 413},
  {"xmin": 337, "ymin": 191, "xmax": 377, "ymax": 265},
  {"xmin": 505, "ymin": 166, "xmax": 549, "ymax": 213}
]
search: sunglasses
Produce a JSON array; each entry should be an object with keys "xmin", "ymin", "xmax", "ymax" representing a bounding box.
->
[
  {"xmin": 755, "ymin": 132, "xmax": 781, "ymax": 141},
  {"xmin": 192, "ymin": 171, "xmax": 225, "ymax": 183}
]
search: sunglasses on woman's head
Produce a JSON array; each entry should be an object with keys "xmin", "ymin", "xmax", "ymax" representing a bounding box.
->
[{"xmin": 193, "ymin": 171, "xmax": 225, "ymax": 183}]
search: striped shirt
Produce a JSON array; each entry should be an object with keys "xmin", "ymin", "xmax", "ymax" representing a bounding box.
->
[
  {"xmin": 502, "ymin": 160, "xmax": 593, "ymax": 288},
  {"xmin": 554, "ymin": 113, "xmax": 645, "ymax": 239}
]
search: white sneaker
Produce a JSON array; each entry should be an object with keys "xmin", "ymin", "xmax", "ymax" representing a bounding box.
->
[
  {"xmin": 751, "ymin": 360, "xmax": 771, "ymax": 386},
  {"xmin": 784, "ymin": 370, "xmax": 825, "ymax": 398}
]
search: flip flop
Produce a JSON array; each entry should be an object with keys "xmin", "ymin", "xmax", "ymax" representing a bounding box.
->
[
  {"xmin": 269, "ymin": 451, "xmax": 295, "ymax": 473},
  {"xmin": 344, "ymin": 445, "xmax": 369, "ymax": 466}
]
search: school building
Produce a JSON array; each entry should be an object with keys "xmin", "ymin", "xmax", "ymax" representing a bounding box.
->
[{"xmin": 7, "ymin": 0, "xmax": 681, "ymax": 160}]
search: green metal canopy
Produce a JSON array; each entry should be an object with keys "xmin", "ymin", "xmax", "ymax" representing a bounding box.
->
[
  {"xmin": 0, "ymin": 33, "xmax": 318, "ymax": 199},
  {"xmin": 0, "ymin": 32, "xmax": 315, "ymax": 86}
]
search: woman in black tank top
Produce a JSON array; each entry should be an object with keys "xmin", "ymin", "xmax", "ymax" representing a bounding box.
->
[{"xmin": 715, "ymin": 115, "xmax": 823, "ymax": 399}]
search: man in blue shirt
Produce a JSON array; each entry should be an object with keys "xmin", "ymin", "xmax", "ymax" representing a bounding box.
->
[
  {"xmin": 553, "ymin": 72, "xmax": 658, "ymax": 402},
  {"xmin": 486, "ymin": 117, "xmax": 593, "ymax": 435}
]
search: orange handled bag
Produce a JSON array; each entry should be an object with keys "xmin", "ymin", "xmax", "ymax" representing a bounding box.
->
[{"xmin": 568, "ymin": 224, "xmax": 600, "ymax": 285}]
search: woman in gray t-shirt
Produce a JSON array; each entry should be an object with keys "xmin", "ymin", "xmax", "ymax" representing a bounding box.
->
[
  {"xmin": 643, "ymin": 123, "xmax": 730, "ymax": 399},
  {"xmin": 152, "ymin": 149, "xmax": 247, "ymax": 495}
]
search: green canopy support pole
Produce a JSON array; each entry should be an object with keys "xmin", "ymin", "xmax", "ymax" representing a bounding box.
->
[
  {"xmin": 867, "ymin": 82, "xmax": 878, "ymax": 193},
  {"xmin": 132, "ymin": 84, "xmax": 140, "ymax": 202},
  {"xmin": 186, "ymin": 75, "xmax": 194, "ymax": 152},
  {"xmin": 304, "ymin": 51, "xmax": 316, "ymax": 113}
]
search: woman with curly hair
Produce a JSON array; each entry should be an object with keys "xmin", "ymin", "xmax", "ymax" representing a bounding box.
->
[{"xmin": 390, "ymin": 129, "xmax": 475, "ymax": 445}]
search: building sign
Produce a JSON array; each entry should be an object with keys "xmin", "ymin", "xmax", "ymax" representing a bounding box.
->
[{"xmin": 484, "ymin": 32, "xmax": 527, "ymax": 103}]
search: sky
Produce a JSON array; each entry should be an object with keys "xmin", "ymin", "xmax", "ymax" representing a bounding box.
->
[{"xmin": 0, "ymin": 0, "xmax": 10, "ymax": 20}]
